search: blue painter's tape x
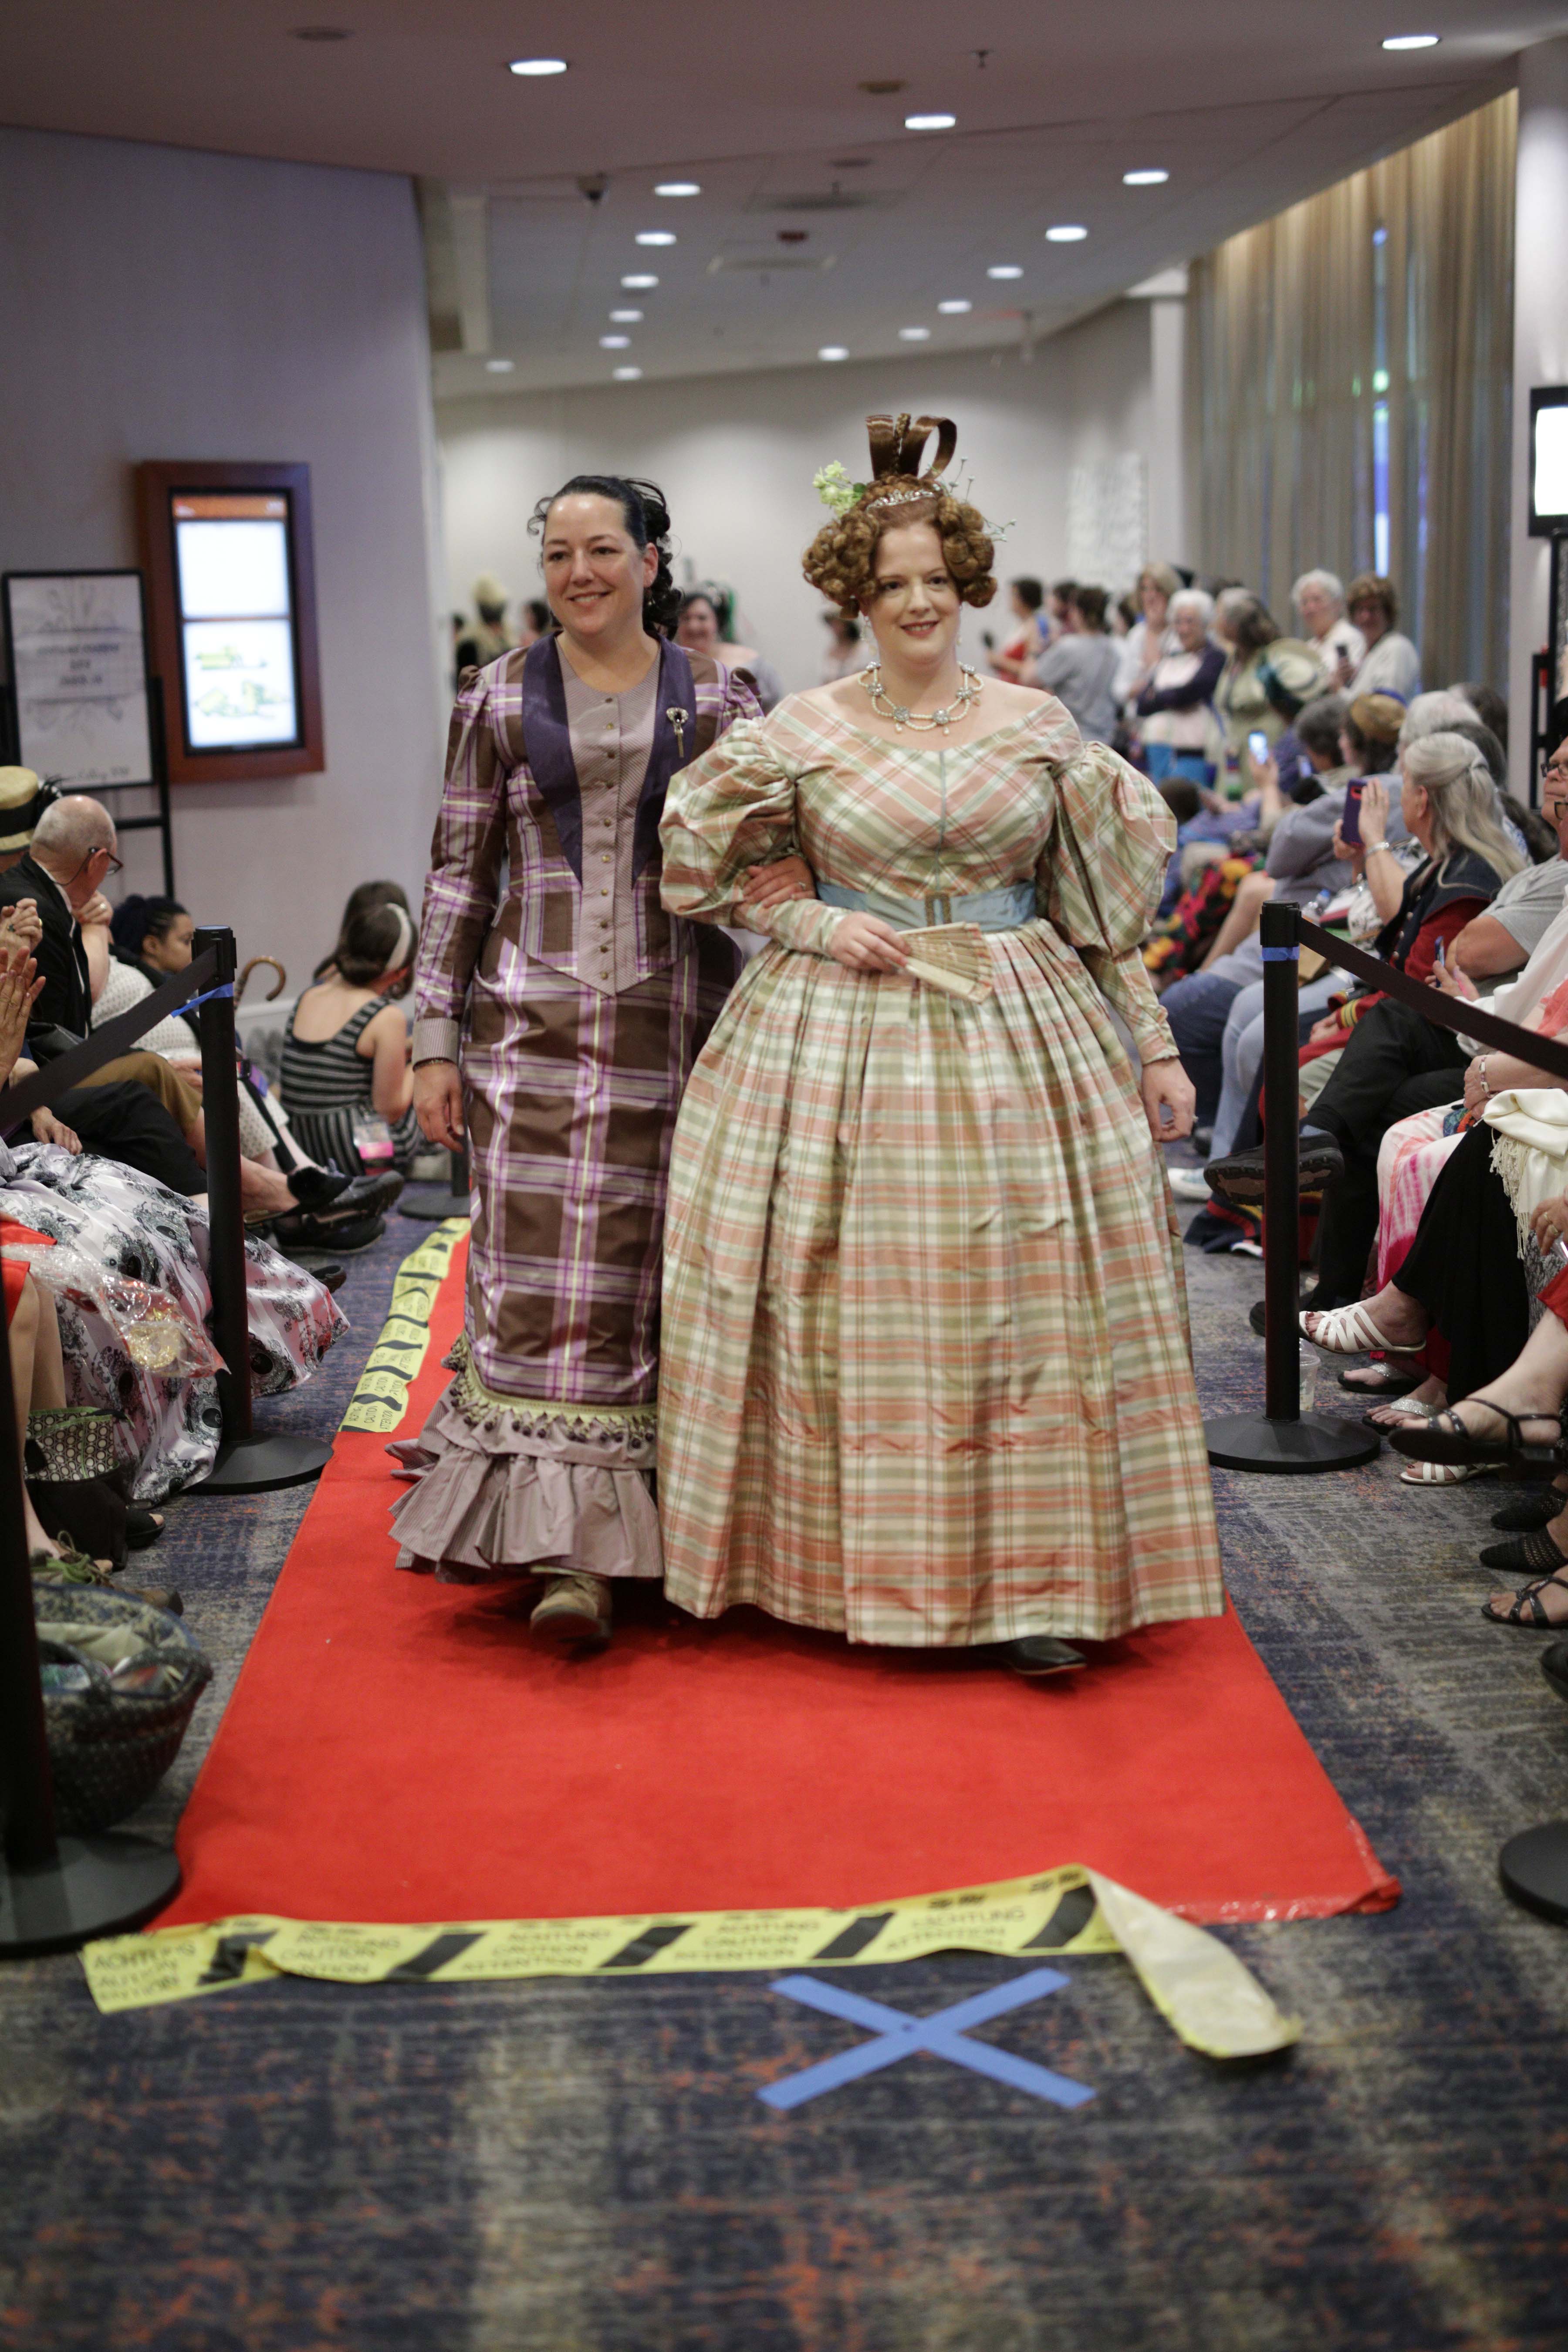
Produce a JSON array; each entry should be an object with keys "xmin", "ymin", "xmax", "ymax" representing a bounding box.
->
[{"xmin": 758, "ymin": 1968, "xmax": 1095, "ymax": 2112}]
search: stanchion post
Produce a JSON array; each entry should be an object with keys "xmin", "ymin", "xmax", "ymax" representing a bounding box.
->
[
  {"xmin": 183, "ymin": 926, "xmax": 333, "ymax": 1497},
  {"xmin": 1204, "ymin": 902, "xmax": 1380, "ymax": 1474}
]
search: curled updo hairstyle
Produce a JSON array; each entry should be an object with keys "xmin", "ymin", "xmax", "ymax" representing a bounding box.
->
[
  {"xmin": 803, "ymin": 484, "xmax": 996, "ymax": 618},
  {"xmin": 802, "ymin": 413, "xmax": 995, "ymax": 617},
  {"xmin": 528, "ymin": 474, "xmax": 680, "ymax": 636},
  {"xmin": 111, "ymin": 894, "xmax": 186, "ymax": 957}
]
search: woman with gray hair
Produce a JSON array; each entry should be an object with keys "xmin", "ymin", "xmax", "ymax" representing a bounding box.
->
[
  {"xmin": 1132, "ymin": 587, "xmax": 1223, "ymax": 781},
  {"xmin": 1292, "ymin": 568, "xmax": 1365, "ymax": 681},
  {"xmin": 1222, "ymin": 729, "xmax": 1524, "ymax": 1308}
]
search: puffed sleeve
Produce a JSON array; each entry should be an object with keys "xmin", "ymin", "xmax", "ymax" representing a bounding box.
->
[
  {"xmin": 660, "ymin": 717, "xmax": 847, "ymax": 959},
  {"xmin": 1037, "ymin": 726, "xmax": 1179, "ymax": 1063},
  {"xmin": 412, "ymin": 666, "xmax": 508, "ymax": 1065}
]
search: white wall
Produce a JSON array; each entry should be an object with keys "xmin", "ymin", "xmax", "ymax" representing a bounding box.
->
[
  {"xmin": 437, "ymin": 302, "xmax": 1160, "ymax": 696},
  {"xmin": 0, "ymin": 125, "xmax": 445, "ymax": 983},
  {"xmin": 1510, "ymin": 38, "xmax": 1568, "ymax": 798}
]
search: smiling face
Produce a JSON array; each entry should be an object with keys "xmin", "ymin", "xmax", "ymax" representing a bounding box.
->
[
  {"xmin": 675, "ymin": 597, "xmax": 720, "ymax": 654},
  {"xmin": 1349, "ymin": 594, "xmax": 1388, "ymax": 649},
  {"xmin": 864, "ymin": 521, "xmax": 962, "ymax": 671},
  {"xmin": 1139, "ymin": 575, "xmax": 1169, "ymax": 629},
  {"xmin": 539, "ymin": 493, "xmax": 656, "ymax": 644},
  {"xmin": 1173, "ymin": 605, "xmax": 1208, "ymax": 654},
  {"xmin": 1297, "ymin": 581, "xmax": 1339, "ymax": 640}
]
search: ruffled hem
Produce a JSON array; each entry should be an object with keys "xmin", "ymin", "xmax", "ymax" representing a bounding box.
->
[{"xmin": 389, "ymin": 1374, "xmax": 662, "ymax": 1582}]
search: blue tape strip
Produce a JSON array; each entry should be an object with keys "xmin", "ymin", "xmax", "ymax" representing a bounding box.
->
[
  {"xmin": 758, "ymin": 1967, "xmax": 1095, "ymax": 2112},
  {"xmin": 180, "ymin": 983, "xmax": 238, "ymax": 1014},
  {"xmin": 1259, "ymin": 946, "xmax": 1300, "ymax": 962}
]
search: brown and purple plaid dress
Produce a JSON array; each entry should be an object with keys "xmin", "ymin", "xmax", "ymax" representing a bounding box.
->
[{"xmin": 393, "ymin": 635, "xmax": 758, "ymax": 1581}]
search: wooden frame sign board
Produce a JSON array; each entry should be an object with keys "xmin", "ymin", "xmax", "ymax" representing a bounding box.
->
[
  {"xmin": 136, "ymin": 460, "xmax": 324, "ymax": 783},
  {"xmin": 2, "ymin": 570, "xmax": 154, "ymax": 788}
]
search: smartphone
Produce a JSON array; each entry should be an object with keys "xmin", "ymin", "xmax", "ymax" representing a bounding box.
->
[
  {"xmin": 1247, "ymin": 729, "xmax": 1270, "ymax": 769},
  {"xmin": 1342, "ymin": 779, "xmax": 1365, "ymax": 847},
  {"xmin": 1433, "ymin": 938, "xmax": 1446, "ymax": 970}
]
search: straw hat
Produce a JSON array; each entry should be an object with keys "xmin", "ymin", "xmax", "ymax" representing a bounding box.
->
[
  {"xmin": 1349, "ymin": 690, "xmax": 1407, "ymax": 747},
  {"xmin": 0, "ymin": 766, "xmax": 53, "ymax": 855}
]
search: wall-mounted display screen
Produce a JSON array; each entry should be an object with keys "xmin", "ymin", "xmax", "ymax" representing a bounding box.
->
[
  {"xmin": 136, "ymin": 461, "xmax": 323, "ymax": 785},
  {"xmin": 1531, "ymin": 388, "xmax": 1568, "ymax": 537},
  {"xmin": 172, "ymin": 493, "xmax": 300, "ymax": 750}
]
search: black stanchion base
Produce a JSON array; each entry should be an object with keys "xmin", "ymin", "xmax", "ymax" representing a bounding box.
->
[
  {"xmin": 1204, "ymin": 1412, "xmax": 1382, "ymax": 1475},
  {"xmin": 1498, "ymin": 1821, "xmax": 1568, "ymax": 1926},
  {"xmin": 397, "ymin": 1188, "xmax": 470, "ymax": 1222},
  {"xmin": 0, "ymin": 1833, "xmax": 180, "ymax": 1958},
  {"xmin": 185, "ymin": 1432, "xmax": 333, "ymax": 1496}
]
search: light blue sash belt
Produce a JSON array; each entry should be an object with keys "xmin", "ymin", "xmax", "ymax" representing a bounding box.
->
[{"xmin": 815, "ymin": 881, "xmax": 1037, "ymax": 933}]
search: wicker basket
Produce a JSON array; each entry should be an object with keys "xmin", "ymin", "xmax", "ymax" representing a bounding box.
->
[{"xmin": 32, "ymin": 1581, "xmax": 212, "ymax": 1833}]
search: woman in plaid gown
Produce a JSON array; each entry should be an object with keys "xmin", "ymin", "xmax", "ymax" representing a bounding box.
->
[
  {"xmin": 399, "ymin": 476, "xmax": 778, "ymax": 1648},
  {"xmin": 657, "ymin": 418, "xmax": 1224, "ymax": 1673}
]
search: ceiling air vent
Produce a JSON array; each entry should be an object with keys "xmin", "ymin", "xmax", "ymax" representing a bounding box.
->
[
  {"xmin": 707, "ymin": 250, "xmax": 838, "ymax": 275},
  {"xmin": 743, "ymin": 190, "xmax": 897, "ymax": 213}
]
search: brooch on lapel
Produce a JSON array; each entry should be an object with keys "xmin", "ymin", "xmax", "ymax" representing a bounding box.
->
[{"xmin": 666, "ymin": 705, "xmax": 689, "ymax": 759}]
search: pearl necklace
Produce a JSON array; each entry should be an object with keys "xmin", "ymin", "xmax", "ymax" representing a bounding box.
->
[{"xmin": 861, "ymin": 662, "xmax": 982, "ymax": 734}]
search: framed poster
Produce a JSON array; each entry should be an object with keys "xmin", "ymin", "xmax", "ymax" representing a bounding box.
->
[
  {"xmin": 1, "ymin": 569, "xmax": 154, "ymax": 787},
  {"xmin": 136, "ymin": 460, "xmax": 324, "ymax": 783}
]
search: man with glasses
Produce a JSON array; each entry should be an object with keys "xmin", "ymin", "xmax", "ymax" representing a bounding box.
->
[{"xmin": 0, "ymin": 793, "xmax": 122, "ymax": 1034}]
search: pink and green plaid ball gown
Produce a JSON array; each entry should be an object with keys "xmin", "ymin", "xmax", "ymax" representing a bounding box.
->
[
  {"xmin": 395, "ymin": 634, "xmax": 757, "ymax": 1581},
  {"xmin": 656, "ymin": 692, "xmax": 1225, "ymax": 1647}
]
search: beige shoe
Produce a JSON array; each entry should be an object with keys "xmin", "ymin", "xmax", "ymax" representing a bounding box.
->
[{"xmin": 529, "ymin": 1571, "xmax": 612, "ymax": 1649}]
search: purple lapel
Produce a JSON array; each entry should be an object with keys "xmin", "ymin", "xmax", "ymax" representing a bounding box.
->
[
  {"xmin": 633, "ymin": 639, "xmax": 698, "ymax": 882},
  {"xmin": 520, "ymin": 635, "xmax": 583, "ymax": 879}
]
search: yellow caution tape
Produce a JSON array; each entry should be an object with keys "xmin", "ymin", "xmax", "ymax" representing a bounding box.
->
[
  {"xmin": 80, "ymin": 1865, "xmax": 1301, "ymax": 2058},
  {"xmin": 338, "ymin": 1219, "xmax": 467, "ymax": 1434}
]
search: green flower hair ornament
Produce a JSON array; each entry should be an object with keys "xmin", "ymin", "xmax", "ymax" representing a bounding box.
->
[{"xmin": 812, "ymin": 459, "xmax": 1013, "ymax": 540}]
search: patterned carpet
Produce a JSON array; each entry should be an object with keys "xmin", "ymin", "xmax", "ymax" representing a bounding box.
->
[{"xmin": 2, "ymin": 1189, "xmax": 1565, "ymax": 2352}]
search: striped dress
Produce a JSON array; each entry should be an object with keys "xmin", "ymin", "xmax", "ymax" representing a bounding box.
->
[
  {"xmin": 393, "ymin": 634, "xmax": 758, "ymax": 1582},
  {"xmin": 279, "ymin": 993, "xmax": 419, "ymax": 1176},
  {"xmin": 656, "ymin": 694, "xmax": 1226, "ymax": 1648}
]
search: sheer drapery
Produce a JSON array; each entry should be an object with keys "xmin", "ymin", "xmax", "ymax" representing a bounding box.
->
[{"xmin": 1189, "ymin": 92, "xmax": 1515, "ymax": 689}]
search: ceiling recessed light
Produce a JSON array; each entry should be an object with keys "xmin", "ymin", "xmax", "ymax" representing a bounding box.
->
[
  {"xmin": 508, "ymin": 56, "xmax": 568, "ymax": 76},
  {"xmin": 905, "ymin": 113, "xmax": 956, "ymax": 131},
  {"xmin": 1123, "ymin": 169, "xmax": 1169, "ymax": 186},
  {"xmin": 899, "ymin": 326, "xmax": 931, "ymax": 341},
  {"xmin": 622, "ymin": 274, "xmax": 659, "ymax": 288},
  {"xmin": 613, "ymin": 366, "xmax": 643, "ymax": 381},
  {"xmin": 654, "ymin": 181, "xmax": 700, "ymax": 197},
  {"xmin": 610, "ymin": 308, "xmax": 643, "ymax": 322},
  {"xmin": 1381, "ymin": 33, "xmax": 1440, "ymax": 49},
  {"xmin": 937, "ymin": 298, "xmax": 972, "ymax": 314},
  {"xmin": 1045, "ymin": 224, "xmax": 1088, "ymax": 243},
  {"xmin": 484, "ymin": 358, "xmax": 515, "ymax": 373},
  {"xmin": 600, "ymin": 335, "xmax": 631, "ymax": 349},
  {"xmin": 636, "ymin": 230, "xmax": 676, "ymax": 247},
  {"xmin": 987, "ymin": 264, "xmax": 1023, "ymax": 280},
  {"xmin": 818, "ymin": 345, "xmax": 849, "ymax": 362}
]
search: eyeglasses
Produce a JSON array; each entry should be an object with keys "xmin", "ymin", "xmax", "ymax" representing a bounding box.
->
[{"xmin": 99, "ymin": 851, "xmax": 124, "ymax": 877}]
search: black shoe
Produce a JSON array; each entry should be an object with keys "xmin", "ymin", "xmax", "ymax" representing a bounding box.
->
[
  {"xmin": 273, "ymin": 1210, "xmax": 385, "ymax": 1256},
  {"xmin": 1543, "ymin": 1642, "xmax": 1568, "ymax": 1706},
  {"xmin": 1205, "ymin": 1136, "xmax": 1344, "ymax": 1207},
  {"xmin": 285, "ymin": 1164, "xmax": 353, "ymax": 1212},
  {"xmin": 998, "ymin": 1636, "xmax": 1086, "ymax": 1677},
  {"xmin": 289, "ymin": 1169, "xmax": 404, "ymax": 1221},
  {"xmin": 1494, "ymin": 1488, "xmax": 1566, "ymax": 1533},
  {"xmin": 1191, "ymin": 1127, "xmax": 1213, "ymax": 1158}
]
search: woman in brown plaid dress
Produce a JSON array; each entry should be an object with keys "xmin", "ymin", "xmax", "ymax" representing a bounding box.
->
[
  {"xmin": 399, "ymin": 476, "xmax": 799, "ymax": 1649},
  {"xmin": 657, "ymin": 418, "xmax": 1225, "ymax": 1675}
]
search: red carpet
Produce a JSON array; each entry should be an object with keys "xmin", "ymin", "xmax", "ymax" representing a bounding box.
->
[{"xmin": 162, "ymin": 1237, "xmax": 1396, "ymax": 1930}]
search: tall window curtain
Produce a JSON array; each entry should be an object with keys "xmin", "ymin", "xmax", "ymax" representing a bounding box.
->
[{"xmin": 1189, "ymin": 91, "xmax": 1515, "ymax": 689}]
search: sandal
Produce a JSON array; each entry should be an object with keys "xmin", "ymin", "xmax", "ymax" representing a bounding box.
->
[
  {"xmin": 1480, "ymin": 1527, "xmax": 1568, "ymax": 1577},
  {"xmin": 1300, "ymin": 1301, "xmax": 1411, "ymax": 1357},
  {"xmin": 1398, "ymin": 1458, "xmax": 1494, "ymax": 1487},
  {"xmin": 1484, "ymin": 1571, "xmax": 1568, "ymax": 1630},
  {"xmin": 1365, "ymin": 1397, "xmax": 1440, "ymax": 1429},
  {"xmin": 1391, "ymin": 1399, "xmax": 1568, "ymax": 1474},
  {"xmin": 1339, "ymin": 1364, "xmax": 1422, "ymax": 1398}
]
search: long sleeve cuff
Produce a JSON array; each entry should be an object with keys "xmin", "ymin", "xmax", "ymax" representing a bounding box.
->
[
  {"xmin": 1081, "ymin": 944, "xmax": 1178, "ymax": 1064},
  {"xmin": 413, "ymin": 1016, "xmax": 462, "ymax": 1065},
  {"xmin": 749, "ymin": 895, "xmax": 848, "ymax": 958}
]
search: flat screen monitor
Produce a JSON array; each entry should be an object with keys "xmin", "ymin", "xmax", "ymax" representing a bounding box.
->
[
  {"xmin": 170, "ymin": 491, "xmax": 301, "ymax": 750},
  {"xmin": 1531, "ymin": 388, "xmax": 1568, "ymax": 536}
]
